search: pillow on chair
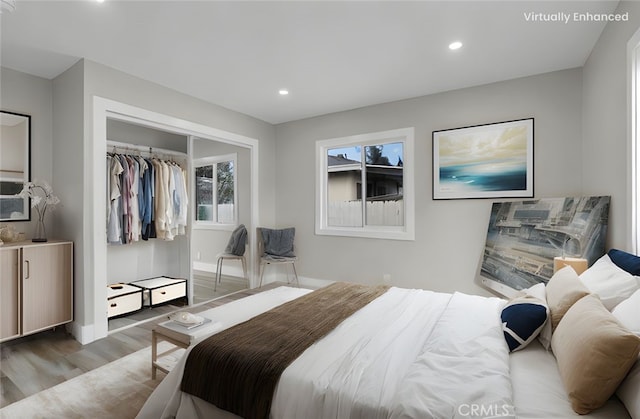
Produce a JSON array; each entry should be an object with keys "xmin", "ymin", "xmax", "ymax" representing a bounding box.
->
[
  {"xmin": 225, "ymin": 224, "xmax": 247, "ymax": 256},
  {"xmin": 261, "ymin": 227, "xmax": 295, "ymax": 258}
]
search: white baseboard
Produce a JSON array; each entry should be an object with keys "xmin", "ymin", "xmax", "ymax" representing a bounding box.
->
[
  {"xmin": 298, "ymin": 276, "xmax": 334, "ymax": 289},
  {"xmin": 258, "ymin": 274, "xmax": 333, "ymax": 290},
  {"xmin": 193, "ymin": 261, "xmax": 245, "ymax": 279}
]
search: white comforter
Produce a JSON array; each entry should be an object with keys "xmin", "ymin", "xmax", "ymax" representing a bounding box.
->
[{"xmin": 137, "ymin": 286, "xmax": 513, "ymax": 419}]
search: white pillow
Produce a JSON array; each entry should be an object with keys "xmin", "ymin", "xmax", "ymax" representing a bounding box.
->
[
  {"xmin": 579, "ymin": 254, "xmax": 640, "ymax": 310},
  {"xmin": 523, "ymin": 283, "xmax": 551, "ymax": 351},
  {"xmin": 523, "ymin": 282, "xmax": 546, "ymax": 301},
  {"xmin": 616, "ymin": 358, "xmax": 640, "ymax": 419},
  {"xmin": 612, "ymin": 288, "xmax": 640, "ymax": 335}
]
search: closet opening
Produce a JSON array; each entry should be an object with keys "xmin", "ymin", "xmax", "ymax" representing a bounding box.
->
[
  {"xmin": 106, "ymin": 119, "xmax": 192, "ymax": 331},
  {"xmin": 92, "ymin": 97, "xmax": 259, "ymax": 342}
]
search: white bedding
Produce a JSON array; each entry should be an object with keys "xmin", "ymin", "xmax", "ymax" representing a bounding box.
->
[
  {"xmin": 138, "ymin": 285, "xmax": 632, "ymax": 419},
  {"xmin": 137, "ymin": 286, "xmax": 513, "ymax": 419},
  {"xmin": 510, "ymin": 340, "xmax": 631, "ymax": 419}
]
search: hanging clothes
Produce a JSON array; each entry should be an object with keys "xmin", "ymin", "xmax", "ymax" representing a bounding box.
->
[
  {"xmin": 107, "ymin": 151, "xmax": 188, "ymax": 244},
  {"xmin": 138, "ymin": 157, "xmax": 153, "ymax": 241},
  {"xmin": 119, "ymin": 154, "xmax": 130, "ymax": 244},
  {"xmin": 107, "ymin": 155, "xmax": 124, "ymax": 244}
]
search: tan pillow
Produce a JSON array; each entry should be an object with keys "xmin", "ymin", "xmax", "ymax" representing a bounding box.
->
[
  {"xmin": 551, "ymin": 294, "xmax": 640, "ymax": 414},
  {"xmin": 545, "ymin": 266, "xmax": 590, "ymax": 330}
]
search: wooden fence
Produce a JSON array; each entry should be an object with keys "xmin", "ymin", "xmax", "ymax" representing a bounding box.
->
[{"xmin": 328, "ymin": 200, "xmax": 403, "ymax": 226}]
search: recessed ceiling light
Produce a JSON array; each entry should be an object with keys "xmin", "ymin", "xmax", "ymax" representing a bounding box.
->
[
  {"xmin": 279, "ymin": 89, "xmax": 289, "ymax": 96},
  {"xmin": 449, "ymin": 41, "xmax": 463, "ymax": 51}
]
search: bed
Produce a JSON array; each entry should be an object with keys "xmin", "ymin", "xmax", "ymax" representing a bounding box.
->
[{"xmin": 137, "ymin": 256, "xmax": 640, "ymax": 419}]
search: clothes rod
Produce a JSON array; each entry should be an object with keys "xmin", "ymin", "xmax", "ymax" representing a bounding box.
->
[{"xmin": 107, "ymin": 140, "xmax": 187, "ymax": 157}]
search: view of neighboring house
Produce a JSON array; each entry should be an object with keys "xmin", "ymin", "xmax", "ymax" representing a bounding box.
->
[{"xmin": 327, "ymin": 144, "xmax": 404, "ymax": 227}]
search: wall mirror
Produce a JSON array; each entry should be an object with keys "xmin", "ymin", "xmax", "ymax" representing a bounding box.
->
[{"xmin": 0, "ymin": 111, "xmax": 31, "ymax": 221}]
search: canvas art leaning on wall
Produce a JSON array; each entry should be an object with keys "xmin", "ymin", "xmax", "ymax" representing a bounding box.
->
[{"xmin": 480, "ymin": 196, "xmax": 610, "ymax": 291}]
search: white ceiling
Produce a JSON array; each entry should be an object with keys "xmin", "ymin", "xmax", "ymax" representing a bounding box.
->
[{"xmin": 0, "ymin": 1, "xmax": 619, "ymax": 124}]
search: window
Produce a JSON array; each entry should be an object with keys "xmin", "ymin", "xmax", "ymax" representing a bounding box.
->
[
  {"xmin": 194, "ymin": 153, "xmax": 237, "ymax": 226},
  {"xmin": 316, "ymin": 127, "xmax": 414, "ymax": 240}
]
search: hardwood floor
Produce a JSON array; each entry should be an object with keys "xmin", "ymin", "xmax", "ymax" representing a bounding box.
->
[{"xmin": 0, "ymin": 280, "xmax": 279, "ymax": 409}]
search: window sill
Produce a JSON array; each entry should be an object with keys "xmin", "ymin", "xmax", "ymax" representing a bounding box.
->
[
  {"xmin": 192, "ymin": 223, "xmax": 236, "ymax": 231},
  {"xmin": 315, "ymin": 226, "xmax": 414, "ymax": 241}
]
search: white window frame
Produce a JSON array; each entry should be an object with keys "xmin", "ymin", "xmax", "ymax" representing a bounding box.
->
[
  {"xmin": 629, "ymin": 28, "xmax": 640, "ymax": 253},
  {"xmin": 316, "ymin": 127, "xmax": 415, "ymax": 241},
  {"xmin": 193, "ymin": 152, "xmax": 237, "ymax": 230}
]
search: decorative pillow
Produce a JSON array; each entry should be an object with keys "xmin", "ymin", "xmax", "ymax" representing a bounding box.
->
[
  {"xmin": 501, "ymin": 283, "xmax": 549, "ymax": 352},
  {"xmin": 545, "ymin": 266, "xmax": 590, "ymax": 331},
  {"xmin": 612, "ymin": 288, "xmax": 640, "ymax": 335},
  {"xmin": 551, "ymin": 295, "xmax": 640, "ymax": 415},
  {"xmin": 579, "ymin": 254, "xmax": 640, "ymax": 311},
  {"xmin": 225, "ymin": 224, "xmax": 247, "ymax": 256},
  {"xmin": 608, "ymin": 248, "xmax": 640, "ymax": 276}
]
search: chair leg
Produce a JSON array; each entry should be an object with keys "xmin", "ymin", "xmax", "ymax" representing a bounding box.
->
[
  {"xmin": 291, "ymin": 262, "xmax": 299, "ymax": 288},
  {"xmin": 259, "ymin": 262, "xmax": 266, "ymax": 288},
  {"xmin": 215, "ymin": 257, "xmax": 222, "ymax": 292},
  {"xmin": 241, "ymin": 257, "xmax": 248, "ymax": 281}
]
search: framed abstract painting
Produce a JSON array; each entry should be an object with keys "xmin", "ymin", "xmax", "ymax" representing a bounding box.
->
[{"xmin": 432, "ymin": 118, "xmax": 534, "ymax": 200}]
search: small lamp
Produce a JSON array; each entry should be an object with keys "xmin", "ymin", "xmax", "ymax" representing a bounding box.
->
[
  {"xmin": 554, "ymin": 236, "xmax": 588, "ymax": 275},
  {"xmin": 553, "ymin": 256, "xmax": 588, "ymax": 275}
]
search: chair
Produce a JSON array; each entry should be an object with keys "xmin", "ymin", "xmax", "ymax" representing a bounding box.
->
[
  {"xmin": 258, "ymin": 227, "xmax": 299, "ymax": 287},
  {"xmin": 215, "ymin": 224, "xmax": 248, "ymax": 291}
]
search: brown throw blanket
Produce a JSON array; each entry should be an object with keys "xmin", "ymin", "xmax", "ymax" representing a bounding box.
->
[{"xmin": 180, "ymin": 282, "xmax": 389, "ymax": 419}]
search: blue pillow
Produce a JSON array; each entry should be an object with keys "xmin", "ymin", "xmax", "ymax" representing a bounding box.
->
[
  {"xmin": 501, "ymin": 296, "xmax": 549, "ymax": 352},
  {"xmin": 608, "ymin": 249, "xmax": 640, "ymax": 276}
]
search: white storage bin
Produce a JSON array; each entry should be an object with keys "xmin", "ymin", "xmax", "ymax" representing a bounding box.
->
[
  {"xmin": 130, "ymin": 276, "xmax": 187, "ymax": 307},
  {"xmin": 107, "ymin": 283, "xmax": 143, "ymax": 318}
]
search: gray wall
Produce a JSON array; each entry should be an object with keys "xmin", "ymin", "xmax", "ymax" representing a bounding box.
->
[
  {"xmin": 0, "ymin": 67, "xmax": 53, "ymax": 239},
  {"xmin": 107, "ymin": 119, "xmax": 187, "ymax": 153},
  {"xmin": 51, "ymin": 60, "xmax": 85, "ymax": 325},
  {"xmin": 50, "ymin": 59, "xmax": 276, "ymax": 341},
  {"xmin": 275, "ymin": 68, "xmax": 583, "ymax": 295},
  {"xmin": 582, "ymin": 0, "xmax": 640, "ymax": 251}
]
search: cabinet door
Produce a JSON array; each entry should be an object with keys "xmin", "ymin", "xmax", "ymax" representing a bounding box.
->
[
  {"xmin": 0, "ymin": 248, "xmax": 20, "ymax": 340},
  {"xmin": 22, "ymin": 243, "xmax": 73, "ymax": 335}
]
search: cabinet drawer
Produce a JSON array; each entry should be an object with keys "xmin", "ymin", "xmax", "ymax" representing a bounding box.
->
[{"xmin": 149, "ymin": 282, "xmax": 186, "ymax": 306}]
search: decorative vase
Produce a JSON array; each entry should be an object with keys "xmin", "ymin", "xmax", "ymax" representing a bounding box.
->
[{"xmin": 32, "ymin": 218, "xmax": 47, "ymax": 242}]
